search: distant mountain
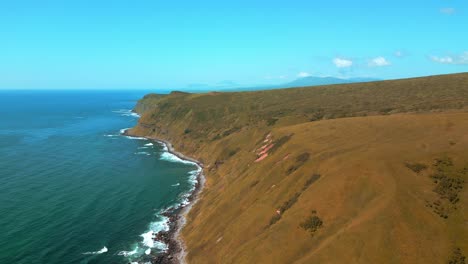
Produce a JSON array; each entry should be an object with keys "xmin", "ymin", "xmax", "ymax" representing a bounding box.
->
[
  {"xmin": 283, "ymin": 76, "xmax": 380, "ymax": 88},
  {"xmin": 226, "ymin": 76, "xmax": 382, "ymax": 92},
  {"xmin": 185, "ymin": 76, "xmax": 382, "ymax": 93}
]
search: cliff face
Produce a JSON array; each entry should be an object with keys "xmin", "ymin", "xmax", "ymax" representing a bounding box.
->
[
  {"xmin": 129, "ymin": 73, "xmax": 468, "ymax": 264},
  {"xmin": 132, "ymin": 93, "xmax": 167, "ymax": 114}
]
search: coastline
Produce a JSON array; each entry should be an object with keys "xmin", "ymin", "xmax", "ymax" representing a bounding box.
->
[{"xmin": 123, "ymin": 129, "xmax": 205, "ymax": 264}]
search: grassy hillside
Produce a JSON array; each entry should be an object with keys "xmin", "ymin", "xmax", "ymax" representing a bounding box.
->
[{"xmin": 128, "ymin": 73, "xmax": 468, "ymax": 264}]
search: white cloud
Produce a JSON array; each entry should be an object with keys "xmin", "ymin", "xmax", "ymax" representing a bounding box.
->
[
  {"xmin": 431, "ymin": 52, "xmax": 468, "ymax": 65},
  {"xmin": 369, "ymin": 56, "xmax": 391, "ymax": 67},
  {"xmin": 297, "ymin": 72, "xmax": 311, "ymax": 78},
  {"xmin": 440, "ymin": 7, "xmax": 455, "ymax": 15},
  {"xmin": 394, "ymin": 51, "xmax": 404, "ymax": 57},
  {"xmin": 431, "ymin": 56, "xmax": 454, "ymax": 64},
  {"xmin": 333, "ymin": 58, "xmax": 353, "ymax": 68}
]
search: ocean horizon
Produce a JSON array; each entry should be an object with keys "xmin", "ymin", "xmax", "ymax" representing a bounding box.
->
[{"xmin": 0, "ymin": 90, "xmax": 197, "ymax": 263}]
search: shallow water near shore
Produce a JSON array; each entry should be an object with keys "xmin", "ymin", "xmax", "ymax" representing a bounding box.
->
[{"xmin": 0, "ymin": 90, "xmax": 197, "ymax": 263}]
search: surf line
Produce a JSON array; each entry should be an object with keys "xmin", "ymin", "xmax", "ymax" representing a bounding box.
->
[{"xmin": 121, "ymin": 128, "xmax": 205, "ymax": 263}]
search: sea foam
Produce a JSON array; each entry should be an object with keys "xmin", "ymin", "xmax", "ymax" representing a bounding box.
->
[
  {"xmin": 120, "ymin": 128, "xmax": 148, "ymax": 140},
  {"xmin": 82, "ymin": 246, "xmax": 108, "ymax": 255},
  {"xmin": 159, "ymin": 152, "xmax": 195, "ymax": 165},
  {"xmin": 125, "ymin": 136, "xmax": 148, "ymax": 140},
  {"xmin": 120, "ymin": 128, "xmax": 130, "ymax": 134},
  {"xmin": 112, "ymin": 109, "xmax": 140, "ymax": 118},
  {"xmin": 135, "ymin": 152, "xmax": 151, "ymax": 156},
  {"xmin": 120, "ymin": 133, "xmax": 202, "ymax": 261},
  {"xmin": 119, "ymin": 215, "xmax": 170, "ymax": 258},
  {"xmin": 117, "ymin": 247, "xmax": 138, "ymax": 257},
  {"xmin": 138, "ymin": 215, "xmax": 170, "ymax": 253}
]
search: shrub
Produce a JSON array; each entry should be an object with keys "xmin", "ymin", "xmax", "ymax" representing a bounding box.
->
[
  {"xmin": 228, "ymin": 148, "xmax": 239, "ymax": 157},
  {"xmin": 222, "ymin": 126, "xmax": 241, "ymax": 137},
  {"xmin": 379, "ymin": 107, "xmax": 394, "ymax": 114},
  {"xmin": 279, "ymin": 193, "xmax": 300, "ymax": 212},
  {"xmin": 267, "ymin": 117, "xmax": 279, "ymax": 126},
  {"xmin": 250, "ymin": 180, "xmax": 259, "ymax": 188},
  {"xmin": 405, "ymin": 162, "xmax": 428, "ymax": 173},
  {"xmin": 287, "ymin": 152, "xmax": 310, "ymax": 175},
  {"xmin": 268, "ymin": 192, "xmax": 301, "ymax": 227},
  {"xmin": 269, "ymin": 134, "xmax": 293, "ymax": 153},
  {"xmin": 428, "ymin": 157, "xmax": 466, "ymax": 218},
  {"xmin": 448, "ymin": 248, "xmax": 466, "ymax": 264},
  {"xmin": 309, "ymin": 111, "xmax": 324, "ymax": 121},
  {"xmin": 296, "ymin": 152, "xmax": 310, "ymax": 163},
  {"xmin": 300, "ymin": 211, "xmax": 323, "ymax": 234},
  {"xmin": 302, "ymin": 174, "xmax": 321, "ymax": 191},
  {"xmin": 269, "ymin": 214, "xmax": 281, "ymax": 226}
]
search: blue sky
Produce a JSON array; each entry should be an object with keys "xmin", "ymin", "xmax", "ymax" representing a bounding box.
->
[{"xmin": 0, "ymin": 0, "xmax": 467, "ymax": 89}]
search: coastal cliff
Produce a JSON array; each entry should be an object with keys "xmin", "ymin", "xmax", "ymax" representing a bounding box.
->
[{"xmin": 128, "ymin": 73, "xmax": 468, "ymax": 264}]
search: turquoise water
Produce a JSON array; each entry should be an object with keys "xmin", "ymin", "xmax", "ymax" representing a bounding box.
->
[{"xmin": 0, "ymin": 91, "xmax": 198, "ymax": 263}]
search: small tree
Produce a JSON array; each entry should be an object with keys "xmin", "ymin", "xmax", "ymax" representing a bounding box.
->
[{"xmin": 300, "ymin": 211, "xmax": 323, "ymax": 235}]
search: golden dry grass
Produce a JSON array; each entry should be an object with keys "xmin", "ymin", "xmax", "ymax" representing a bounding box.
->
[{"xmin": 129, "ymin": 73, "xmax": 468, "ymax": 263}]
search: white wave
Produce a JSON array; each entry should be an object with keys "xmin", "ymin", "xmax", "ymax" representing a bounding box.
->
[
  {"xmin": 120, "ymin": 128, "xmax": 131, "ymax": 134},
  {"xmin": 156, "ymin": 142, "xmax": 169, "ymax": 151},
  {"xmin": 120, "ymin": 128, "xmax": 147, "ymax": 140},
  {"xmin": 135, "ymin": 152, "xmax": 151, "ymax": 156},
  {"xmin": 139, "ymin": 215, "xmax": 170, "ymax": 251},
  {"xmin": 97, "ymin": 247, "xmax": 108, "ymax": 254},
  {"xmin": 112, "ymin": 109, "xmax": 140, "ymax": 118},
  {"xmin": 118, "ymin": 248, "xmax": 138, "ymax": 257},
  {"xmin": 119, "ymin": 142, "xmax": 203, "ymax": 261},
  {"xmin": 82, "ymin": 246, "xmax": 108, "ymax": 255},
  {"xmin": 160, "ymin": 164, "xmax": 201, "ymax": 211},
  {"xmin": 141, "ymin": 230, "xmax": 155, "ymax": 248},
  {"xmin": 154, "ymin": 241, "xmax": 168, "ymax": 251},
  {"xmin": 173, "ymin": 167, "xmax": 202, "ymax": 208},
  {"xmin": 104, "ymin": 134, "xmax": 119, "ymax": 137},
  {"xmin": 188, "ymin": 167, "xmax": 201, "ymax": 184},
  {"xmin": 125, "ymin": 136, "xmax": 148, "ymax": 140},
  {"xmin": 151, "ymin": 215, "xmax": 170, "ymax": 234},
  {"xmin": 159, "ymin": 152, "xmax": 195, "ymax": 165}
]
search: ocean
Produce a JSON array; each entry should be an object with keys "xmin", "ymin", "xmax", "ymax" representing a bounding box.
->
[{"xmin": 0, "ymin": 90, "xmax": 198, "ymax": 263}]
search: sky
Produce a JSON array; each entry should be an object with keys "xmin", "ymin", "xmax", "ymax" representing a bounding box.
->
[{"xmin": 0, "ymin": 0, "xmax": 467, "ymax": 89}]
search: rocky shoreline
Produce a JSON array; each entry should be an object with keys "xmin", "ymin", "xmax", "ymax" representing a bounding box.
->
[{"xmin": 123, "ymin": 129, "xmax": 205, "ymax": 264}]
